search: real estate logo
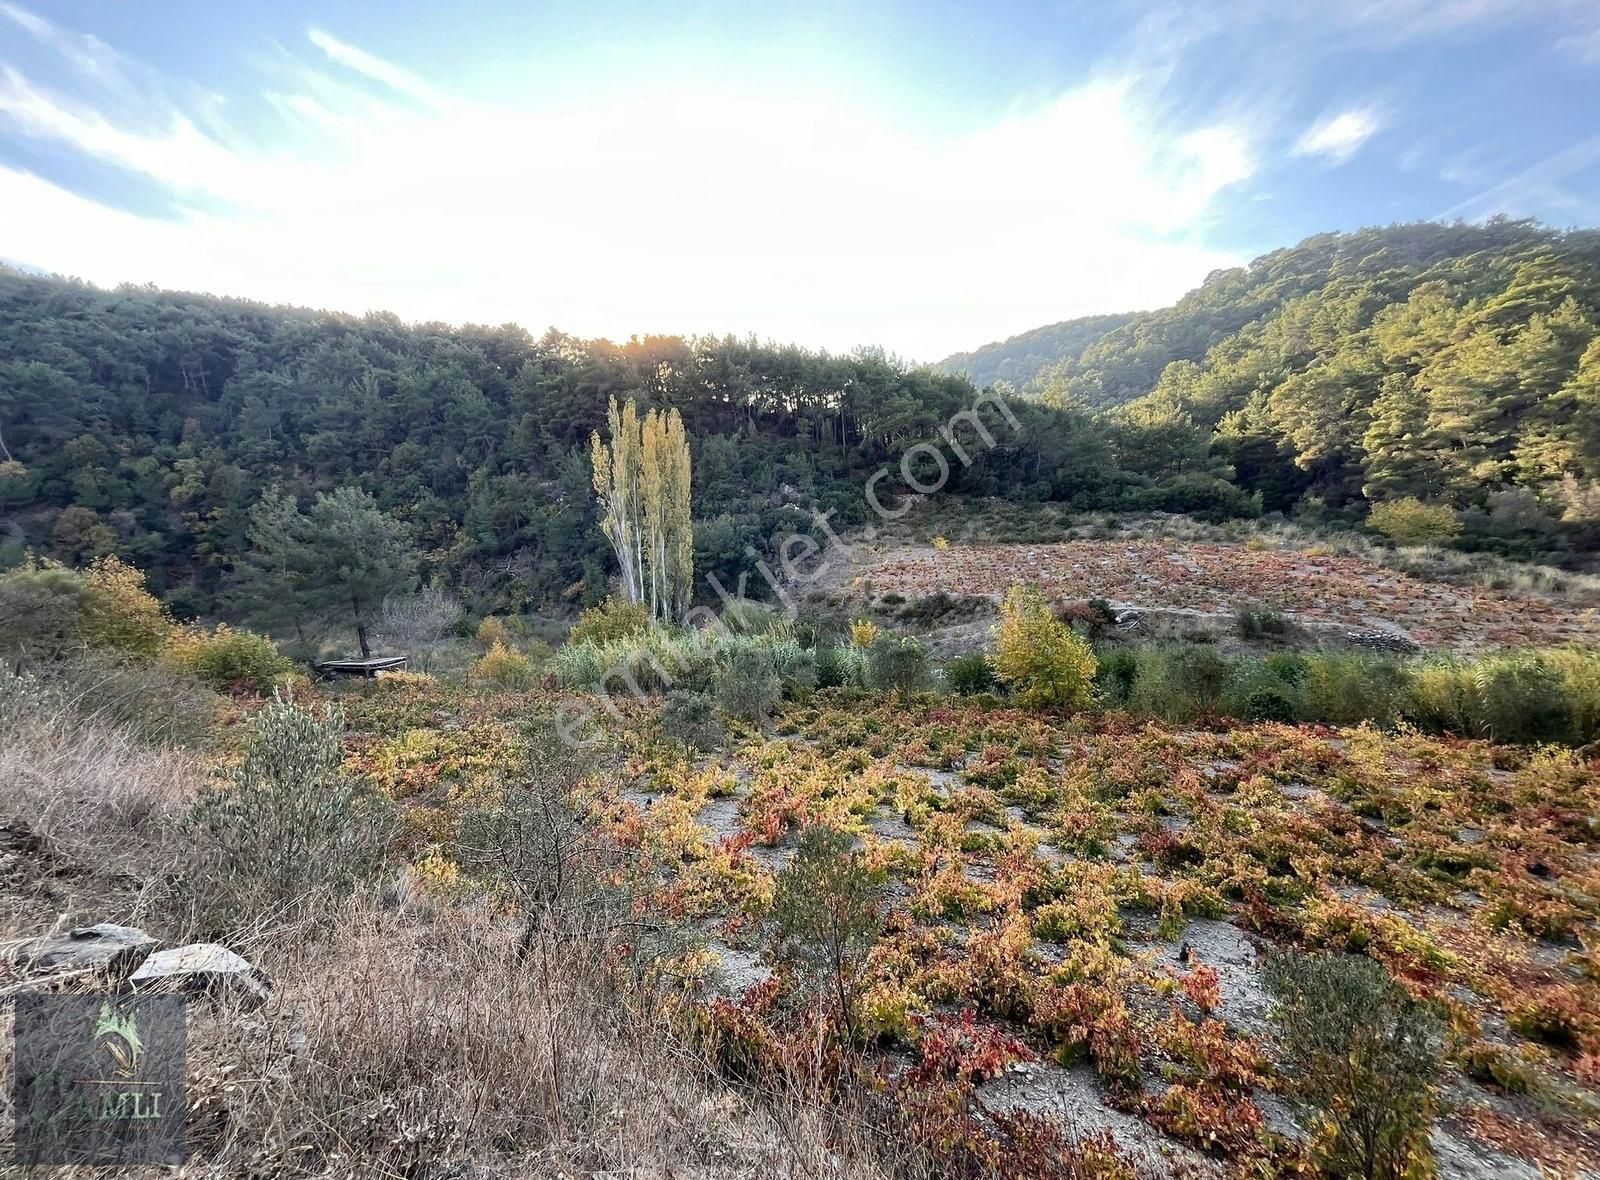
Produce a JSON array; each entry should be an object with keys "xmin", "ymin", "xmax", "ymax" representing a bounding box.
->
[{"xmin": 11, "ymin": 993, "xmax": 187, "ymax": 1164}]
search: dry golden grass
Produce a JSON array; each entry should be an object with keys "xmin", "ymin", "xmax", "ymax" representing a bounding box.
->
[{"xmin": 180, "ymin": 896, "xmax": 903, "ymax": 1178}]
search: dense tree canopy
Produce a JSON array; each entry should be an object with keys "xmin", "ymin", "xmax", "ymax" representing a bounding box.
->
[{"xmin": 2, "ymin": 216, "xmax": 1598, "ymax": 627}]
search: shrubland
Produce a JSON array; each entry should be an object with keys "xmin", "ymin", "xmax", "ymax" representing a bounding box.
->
[{"xmin": 5, "ymin": 565, "xmax": 1600, "ymax": 1177}]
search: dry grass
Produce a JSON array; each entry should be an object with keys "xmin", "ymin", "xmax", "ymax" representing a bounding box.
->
[
  {"xmin": 0, "ymin": 694, "xmax": 197, "ymax": 936},
  {"xmin": 180, "ymin": 896, "xmax": 899, "ymax": 1178},
  {"xmin": 0, "ymin": 681, "xmax": 903, "ymax": 1180}
]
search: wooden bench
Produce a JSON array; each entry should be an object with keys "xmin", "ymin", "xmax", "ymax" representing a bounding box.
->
[{"xmin": 312, "ymin": 656, "xmax": 408, "ymax": 680}]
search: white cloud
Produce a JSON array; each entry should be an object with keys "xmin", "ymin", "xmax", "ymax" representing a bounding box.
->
[
  {"xmin": 1439, "ymin": 133, "xmax": 1600, "ymax": 219},
  {"xmin": 1292, "ymin": 107, "xmax": 1383, "ymax": 165},
  {"xmin": 0, "ymin": 13, "xmax": 1254, "ymax": 361},
  {"xmin": 305, "ymin": 27, "xmax": 447, "ymax": 108}
]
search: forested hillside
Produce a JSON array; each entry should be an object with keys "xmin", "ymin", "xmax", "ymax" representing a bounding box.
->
[
  {"xmin": 3, "ymin": 216, "xmax": 1600, "ymax": 627},
  {"xmin": 935, "ymin": 312, "xmax": 1135, "ymax": 392},
  {"xmin": 944, "ymin": 218, "xmax": 1600, "ymax": 530},
  {"xmin": 0, "ymin": 274, "xmax": 1144, "ymax": 621}
]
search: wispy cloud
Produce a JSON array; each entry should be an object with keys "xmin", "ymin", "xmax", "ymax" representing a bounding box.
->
[
  {"xmin": 1439, "ymin": 134, "xmax": 1600, "ymax": 219},
  {"xmin": 1292, "ymin": 107, "xmax": 1384, "ymax": 165},
  {"xmin": 0, "ymin": 0, "xmax": 124, "ymax": 89},
  {"xmin": 0, "ymin": 8, "xmax": 1253, "ymax": 360},
  {"xmin": 305, "ymin": 28, "xmax": 447, "ymax": 108}
]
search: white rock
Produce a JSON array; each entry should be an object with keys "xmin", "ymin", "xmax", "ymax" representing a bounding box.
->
[{"xmin": 130, "ymin": 943, "xmax": 271, "ymax": 1008}]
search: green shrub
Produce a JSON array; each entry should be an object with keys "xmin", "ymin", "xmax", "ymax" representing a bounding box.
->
[
  {"xmin": 0, "ymin": 559, "xmax": 91, "ymax": 664},
  {"xmin": 719, "ymin": 598, "xmax": 792, "ymax": 637},
  {"xmin": 814, "ymin": 644, "xmax": 867, "ymax": 690},
  {"xmin": 1126, "ymin": 645, "xmax": 1228, "ymax": 722},
  {"xmin": 866, "ymin": 633, "xmax": 930, "ymax": 696},
  {"xmin": 761, "ymin": 637, "xmax": 817, "ymax": 699},
  {"xmin": 1262, "ymin": 949, "xmax": 1444, "ymax": 1180},
  {"xmin": 1471, "ymin": 652, "xmax": 1572, "ymax": 744},
  {"xmin": 1093, "ymin": 647, "xmax": 1139, "ymax": 706},
  {"xmin": 186, "ymin": 693, "xmax": 398, "ymax": 934},
  {"xmin": 455, "ymin": 719, "xmax": 606, "ymax": 948},
  {"xmin": 569, "ymin": 596, "xmax": 652, "ymax": 647},
  {"xmin": 660, "ymin": 689, "xmax": 725, "ymax": 751},
  {"xmin": 1299, "ymin": 651, "xmax": 1408, "ymax": 727},
  {"xmin": 945, "ymin": 652, "xmax": 996, "ymax": 695},
  {"xmin": 718, "ymin": 645, "xmax": 781, "ymax": 724},
  {"xmin": 1405, "ymin": 649, "xmax": 1593, "ymax": 745},
  {"xmin": 1546, "ymin": 648, "xmax": 1600, "ymax": 744},
  {"xmin": 1368, "ymin": 497, "xmax": 1462, "ymax": 545},
  {"xmin": 771, "ymin": 826, "xmax": 882, "ymax": 1039},
  {"xmin": 168, "ymin": 624, "xmax": 293, "ymax": 694},
  {"xmin": 1234, "ymin": 600, "xmax": 1291, "ymax": 642}
]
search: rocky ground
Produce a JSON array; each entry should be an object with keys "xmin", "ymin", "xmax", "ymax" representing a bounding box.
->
[{"xmin": 800, "ymin": 535, "xmax": 1600, "ymax": 653}]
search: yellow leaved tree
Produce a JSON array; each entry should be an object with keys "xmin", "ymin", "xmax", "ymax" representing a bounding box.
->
[
  {"xmin": 590, "ymin": 397, "xmax": 693, "ymax": 624},
  {"xmin": 990, "ymin": 585, "xmax": 1097, "ymax": 710}
]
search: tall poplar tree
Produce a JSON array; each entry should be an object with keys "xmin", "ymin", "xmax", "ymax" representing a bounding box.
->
[{"xmin": 590, "ymin": 397, "xmax": 693, "ymax": 623}]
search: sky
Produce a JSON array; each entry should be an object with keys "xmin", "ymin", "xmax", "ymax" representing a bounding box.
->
[{"xmin": 1, "ymin": 2, "xmax": 1598, "ymax": 362}]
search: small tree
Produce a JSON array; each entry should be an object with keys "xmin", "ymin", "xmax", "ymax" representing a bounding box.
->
[
  {"xmin": 771, "ymin": 826, "xmax": 882, "ymax": 1040},
  {"xmin": 1367, "ymin": 498, "xmax": 1461, "ymax": 546},
  {"xmin": 455, "ymin": 719, "xmax": 601, "ymax": 952},
  {"xmin": 866, "ymin": 633, "xmax": 930, "ymax": 696},
  {"xmin": 188, "ymin": 692, "xmax": 398, "ymax": 933},
  {"xmin": 247, "ymin": 486, "xmax": 417, "ymax": 657},
  {"xmin": 718, "ymin": 645, "xmax": 781, "ymax": 724},
  {"xmin": 991, "ymin": 586, "xmax": 1097, "ymax": 709},
  {"xmin": 1262, "ymin": 949, "xmax": 1444, "ymax": 1180}
]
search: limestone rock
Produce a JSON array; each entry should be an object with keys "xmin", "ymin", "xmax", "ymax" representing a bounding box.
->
[
  {"xmin": 130, "ymin": 943, "xmax": 271, "ymax": 1008},
  {"xmin": 13, "ymin": 922, "xmax": 159, "ymax": 976}
]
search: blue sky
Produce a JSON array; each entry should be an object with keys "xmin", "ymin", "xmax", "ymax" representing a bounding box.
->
[{"xmin": 2, "ymin": 1, "xmax": 1598, "ymax": 360}]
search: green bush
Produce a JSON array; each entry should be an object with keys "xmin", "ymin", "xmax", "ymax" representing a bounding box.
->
[
  {"xmin": 0, "ymin": 560, "xmax": 91, "ymax": 664},
  {"xmin": 1262, "ymin": 949, "xmax": 1444, "ymax": 1180},
  {"xmin": 1405, "ymin": 649, "xmax": 1600, "ymax": 745},
  {"xmin": 660, "ymin": 689, "xmax": 725, "ymax": 751},
  {"xmin": 1299, "ymin": 651, "xmax": 1408, "ymax": 727},
  {"xmin": 1234, "ymin": 600, "xmax": 1291, "ymax": 642},
  {"xmin": 1546, "ymin": 648, "xmax": 1600, "ymax": 744},
  {"xmin": 814, "ymin": 644, "xmax": 867, "ymax": 690},
  {"xmin": 168, "ymin": 624, "xmax": 293, "ymax": 694},
  {"xmin": 186, "ymin": 692, "xmax": 398, "ymax": 934},
  {"xmin": 1125, "ymin": 644, "xmax": 1229, "ymax": 723},
  {"xmin": 866, "ymin": 633, "xmax": 930, "ymax": 696},
  {"xmin": 719, "ymin": 598, "xmax": 792, "ymax": 637},
  {"xmin": 455, "ymin": 719, "xmax": 606, "ymax": 947},
  {"xmin": 1368, "ymin": 497, "xmax": 1461, "ymax": 546},
  {"xmin": 568, "ymin": 596, "xmax": 652, "ymax": 647},
  {"xmin": 718, "ymin": 645, "xmax": 782, "ymax": 724},
  {"xmin": 771, "ymin": 826, "xmax": 882, "ymax": 1039},
  {"xmin": 1093, "ymin": 646, "xmax": 1140, "ymax": 706},
  {"xmin": 945, "ymin": 652, "xmax": 996, "ymax": 695}
]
